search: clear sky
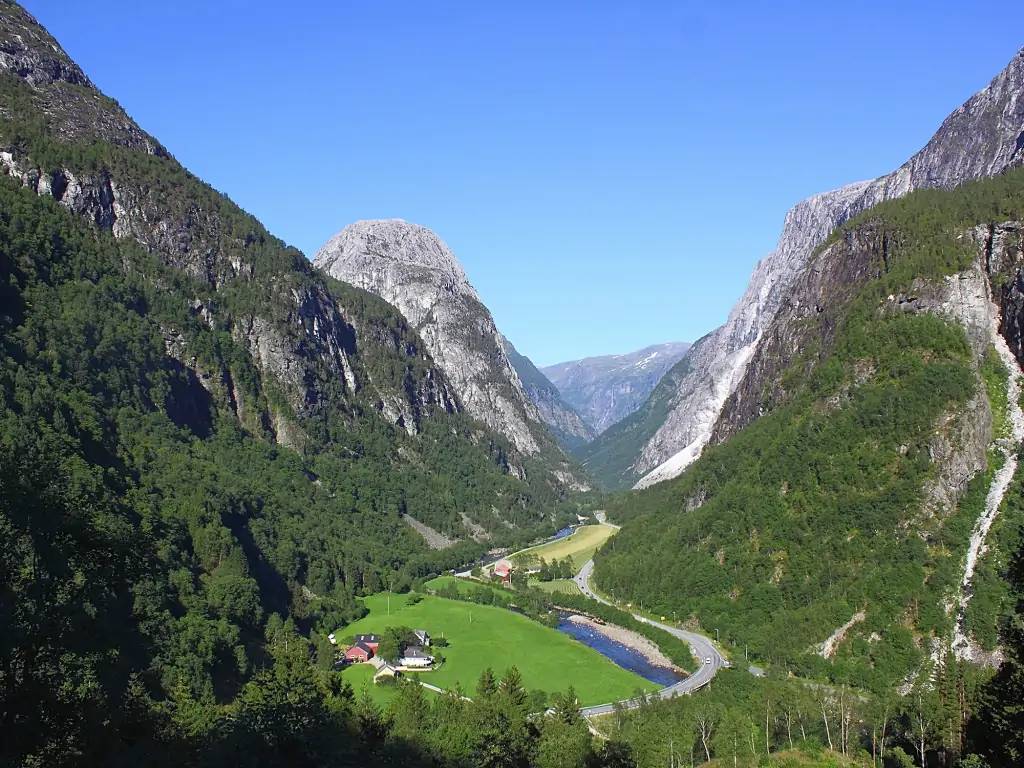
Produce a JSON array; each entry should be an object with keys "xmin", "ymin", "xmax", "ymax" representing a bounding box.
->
[{"xmin": 24, "ymin": 1, "xmax": 1024, "ymax": 366}]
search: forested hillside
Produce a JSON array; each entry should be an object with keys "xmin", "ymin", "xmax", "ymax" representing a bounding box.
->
[
  {"xmin": 595, "ymin": 168, "xmax": 1024, "ymax": 691},
  {"xmin": 0, "ymin": 4, "xmax": 583, "ymax": 763}
]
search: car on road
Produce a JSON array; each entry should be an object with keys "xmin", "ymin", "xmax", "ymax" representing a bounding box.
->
[{"xmin": 704, "ymin": 656, "xmax": 712, "ymax": 665}]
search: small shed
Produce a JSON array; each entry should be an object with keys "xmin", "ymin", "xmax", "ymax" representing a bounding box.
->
[{"xmin": 373, "ymin": 663, "xmax": 399, "ymax": 682}]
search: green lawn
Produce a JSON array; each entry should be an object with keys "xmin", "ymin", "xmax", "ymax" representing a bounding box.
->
[
  {"xmin": 510, "ymin": 524, "xmax": 617, "ymax": 570},
  {"xmin": 336, "ymin": 591, "xmax": 655, "ymax": 706}
]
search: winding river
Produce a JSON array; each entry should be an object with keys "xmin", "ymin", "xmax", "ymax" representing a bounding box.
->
[{"xmin": 555, "ymin": 615, "xmax": 683, "ymax": 686}]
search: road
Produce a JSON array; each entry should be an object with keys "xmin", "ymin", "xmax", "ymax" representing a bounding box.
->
[{"xmin": 573, "ymin": 559, "xmax": 727, "ymax": 716}]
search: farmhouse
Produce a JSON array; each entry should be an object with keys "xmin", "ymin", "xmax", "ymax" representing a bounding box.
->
[
  {"xmin": 413, "ymin": 629, "xmax": 431, "ymax": 646},
  {"xmin": 399, "ymin": 646, "xmax": 434, "ymax": 668},
  {"xmin": 344, "ymin": 642, "xmax": 374, "ymax": 662},
  {"xmin": 493, "ymin": 559, "xmax": 513, "ymax": 584},
  {"xmin": 353, "ymin": 633, "xmax": 381, "ymax": 651}
]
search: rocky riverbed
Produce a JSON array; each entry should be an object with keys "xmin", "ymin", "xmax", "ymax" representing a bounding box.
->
[{"xmin": 562, "ymin": 614, "xmax": 679, "ymax": 671}]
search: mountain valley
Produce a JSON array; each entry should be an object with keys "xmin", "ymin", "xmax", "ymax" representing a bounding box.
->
[{"xmin": 2, "ymin": 3, "xmax": 1024, "ymax": 767}]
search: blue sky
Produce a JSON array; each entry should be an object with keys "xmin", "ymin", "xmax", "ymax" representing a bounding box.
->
[{"xmin": 25, "ymin": 1, "xmax": 1024, "ymax": 366}]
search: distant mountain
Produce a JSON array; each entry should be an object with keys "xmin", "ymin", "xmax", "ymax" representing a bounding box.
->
[
  {"xmin": 584, "ymin": 47, "xmax": 1024, "ymax": 490},
  {"xmin": 314, "ymin": 219, "xmax": 585, "ymax": 488},
  {"xmin": 542, "ymin": 342, "xmax": 691, "ymax": 434},
  {"xmin": 500, "ymin": 335, "xmax": 595, "ymax": 450}
]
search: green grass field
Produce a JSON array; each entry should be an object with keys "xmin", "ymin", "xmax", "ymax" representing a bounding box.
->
[
  {"xmin": 336, "ymin": 591, "xmax": 655, "ymax": 706},
  {"xmin": 424, "ymin": 574, "xmax": 511, "ymax": 602},
  {"xmin": 510, "ymin": 524, "xmax": 617, "ymax": 570},
  {"xmin": 530, "ymin": 578, "xmax": 581, "ymax": 594}
]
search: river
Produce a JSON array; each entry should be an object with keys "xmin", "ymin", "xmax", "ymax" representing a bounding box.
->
[{"xmin": 556, "ymin": 615, "xmax": 683, "ymax": 687}]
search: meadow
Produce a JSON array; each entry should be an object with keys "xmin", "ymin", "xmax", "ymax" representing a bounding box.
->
[
  {"xmin": 336, "ymin": 591, "xmax": 656, "ymax": 706},
  {"xmin": 510, "ymin": 523, "xmax": 618, "ymax": 570}
]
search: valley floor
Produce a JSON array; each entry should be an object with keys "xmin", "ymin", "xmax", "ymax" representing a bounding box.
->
[{"xmin": 336, "ymin": 591, "xmax": 657, "ymax": 706}]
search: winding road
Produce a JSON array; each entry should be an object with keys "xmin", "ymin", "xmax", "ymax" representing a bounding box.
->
[{"xmin": 573, "ymin": 559, "xmax": 727, "ymax": 716}]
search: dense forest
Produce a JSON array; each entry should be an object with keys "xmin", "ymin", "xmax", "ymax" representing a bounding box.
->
[{"xmin": 0, "ymin": 5, "xmax": 583, "ymax": 758}]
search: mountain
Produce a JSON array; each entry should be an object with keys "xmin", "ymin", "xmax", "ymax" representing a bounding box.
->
[
  {"xmin": 542, "ymin": 342, "xmax": 691, "ymax": 434},
  {"xmin": 500, "ymin": 335, "xmax": 596, "ymax": 450},
  {"xmin": 584, "ymin": 49, "xmax": 1024, "ymax": 490},
  {"xmin": 314, "ymin": 219, "xmax": 585, "ymax": 488},
  {"xmin": 597, "ymin": 156, "xmax": 1024, "ymax": 689},
  {"xmin": 0, "ymin": 5, "xmax": 586, "ymax": 762}
]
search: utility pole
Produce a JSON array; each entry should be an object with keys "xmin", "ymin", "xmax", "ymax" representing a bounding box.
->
[{"xmin": 716, "ymin": 628, "xmax": 720, "ymax": 642}]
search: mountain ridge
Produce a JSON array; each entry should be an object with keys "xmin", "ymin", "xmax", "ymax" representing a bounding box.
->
[
  {"xmin": 542, "ymin": 341, "xmax": 691, "ymax": 434},
  {"xmin": 583, "ymin": 46, "xmax": 1024, "ymax": 490},
  {"xmin": 500, "ymin": 335, "xmax": 596, "ymax": 450}
]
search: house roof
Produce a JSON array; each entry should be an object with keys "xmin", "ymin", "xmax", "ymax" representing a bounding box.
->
[
  {"xmin": 347, "ymin": 642, "xmax": 373, "ymax": 656},
  {"xmin": 402, "ymin": 646, "xmax": 430, "ymax": 659},
  {"xmin": 354, "ymin": 633, "xmax": 381, "ymax": 643}
]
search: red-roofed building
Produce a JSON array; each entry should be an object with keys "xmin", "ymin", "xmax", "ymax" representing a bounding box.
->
[
  {"xmin": 354, "ymin": 634, "xmax": 381, "ymax": 652},
  {"xmin": 345, "ymin": 642, "xmax": 374, "ymax": 662},
  {"xmin": 493, "ymin": 559, "xmax": 513, "ymax": 584}
]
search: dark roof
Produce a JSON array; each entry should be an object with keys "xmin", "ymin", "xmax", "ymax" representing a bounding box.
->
[
  {"xmin": 402, "ymin": 646, "xmax": 430, "ymax": 659},
  {"xmin": 354, "ymin": 634, "xmax": 381, "ymax": 643}
]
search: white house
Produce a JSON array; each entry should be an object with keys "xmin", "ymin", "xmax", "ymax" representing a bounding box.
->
[
  {"xmin": 399, "ymin": 646, "xmax": 434, "ymax": 668},
  {"xmin": 413, "ymin": 629, "xmax": 431, "ymax": 647}
]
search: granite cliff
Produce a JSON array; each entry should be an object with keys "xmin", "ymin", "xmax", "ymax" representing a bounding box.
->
[
  {"xmin": 314, "ymin": 219, "xmax": 586, "ymax": 487},
  {"xmin": 584, "ymin": 47, "xmax": 1024, "ymax": 490}
]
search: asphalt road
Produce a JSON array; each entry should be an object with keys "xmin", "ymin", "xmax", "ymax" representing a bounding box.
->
[{"xmin": 573, "ymin": 559, "xmax": 727, "ymax": 716}]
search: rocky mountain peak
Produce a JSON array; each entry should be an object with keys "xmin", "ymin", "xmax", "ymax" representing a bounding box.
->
[
  {"xmin": 0, "ymin": 6, "xmax": 90, "ymax": 87},
  {"xmin": 315, "ymin": 219, "xmax": 577, "ymax": 469},
  {"xmin": 317, "ymin": 219, "xmax": 477, "ymax": 310}
]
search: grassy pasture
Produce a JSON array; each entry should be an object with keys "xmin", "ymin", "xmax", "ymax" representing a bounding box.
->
[
  {"xmin": 510, "ymin": 523, "xmax": 618, "ymax": 570},
  {"xmin": 337, "ymin": 590, "xmax": 654, "ymax": 706}
]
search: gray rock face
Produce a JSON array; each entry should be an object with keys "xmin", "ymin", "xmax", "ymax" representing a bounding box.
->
[
  {"xmin": 500, "ymin": 336, "xmax": 595, "ymax": 450},
  {"xmin": 542, "ymin": 342, "xmax": 691, "ymax": 434},
  {"xmin": 0, "ymin": 6, "xmax": 464, "ymax": 446},
  {"xmin": 314, "ymin": 220, "xmax": 549, "ymax": 456},
  {"xmin": 618, "ymin": 47, "xmax": 1024, "ymax": 489}
]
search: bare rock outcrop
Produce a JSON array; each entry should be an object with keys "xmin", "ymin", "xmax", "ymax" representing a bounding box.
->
[
  {"xmin": 593, "ymin": 47, "xmax": 1024, "ymax": 490},
  {"xmin": 315, "ymin": 220, "xmax": 570, "ymax": 461}
]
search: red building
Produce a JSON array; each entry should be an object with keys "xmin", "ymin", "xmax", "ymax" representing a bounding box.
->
[
  {"xmin": 493, "ymin": 560, "xmax": 513, "ymax": 584},
  {"xmin": 344, "ymin": 642, "xmax": 374, "ymax": 662},
  {"xmin": 354, "ymin": 634, "xmax": 381, "ymax": 652}
]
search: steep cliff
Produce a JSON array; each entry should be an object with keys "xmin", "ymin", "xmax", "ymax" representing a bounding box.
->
[
  {"xmin": 585, "ymin": 48, "xmax": 1024, "ymax": 490},
  {"xmin": 314, "ymin": 219, "xmax": 586, "ymax": 487},
  {"xmin": 500, "ymin": 335, "xmax": 596, "ymax": 450},
  {"xmin": 542, "ymin": 341, "xmax": 691, "ymax": 434}
]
